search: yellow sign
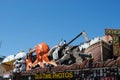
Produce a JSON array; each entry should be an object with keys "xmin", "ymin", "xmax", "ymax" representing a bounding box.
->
[
  {"xmin": 105, "ymin": 29, "xmax": 120, "ymax": 35},
  {"xmin": 35, "ymin": 72, "xmax": 73, "ymax": 79}
]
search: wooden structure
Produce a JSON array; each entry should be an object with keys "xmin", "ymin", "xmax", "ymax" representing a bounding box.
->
[{"xmin": 85, "ymin": 40, "xmax": 112, "ymax": 62}]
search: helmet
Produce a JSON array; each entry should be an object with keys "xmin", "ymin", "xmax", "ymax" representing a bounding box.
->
[{"xmin": 35, "ymin": 43, "xmax": 50, "ymax": 55}]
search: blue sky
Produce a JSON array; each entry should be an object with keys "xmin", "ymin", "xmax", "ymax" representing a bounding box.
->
[{"xmin": 0, "ymin": 0, "xmax": 120, "ymax": 56}]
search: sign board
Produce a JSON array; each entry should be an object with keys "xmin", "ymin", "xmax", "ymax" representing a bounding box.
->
[
  {"xmin": 35, "ymin": 71, "xmax": 73, "ymax": 79},
  {"xmin": 19, "ymin": 66, "xmax": 120, "ymax": 80},
  {"xmin": 105, "ymin": 29, "xmax": 120, "ymax": 56}
]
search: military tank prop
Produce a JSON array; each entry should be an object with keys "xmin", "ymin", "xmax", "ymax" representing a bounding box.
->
[{"xmin": 12, "ymin": 29, "xmax": 120, "ymax": 80}]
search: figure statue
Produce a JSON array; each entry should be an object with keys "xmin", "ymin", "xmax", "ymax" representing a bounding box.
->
[
  {"xmin": 13, "ymin": 51, "xmax": 26, "ymax": 73},
  {"xmin": 26, "ymin": 48, "xmax": 35, "ymax": 71}
]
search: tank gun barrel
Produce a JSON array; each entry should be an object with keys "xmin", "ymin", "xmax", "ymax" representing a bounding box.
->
[
  {"xmin": 79, "ymin": 53, "xmax": 92, "ymax": 58},
  {"xmin": 58, "ymin": 32, "xmax": 83, "ymax": 54},
  {"xmin": 66, "ymin": 32, "xmax": 83, "ymax": 46}
]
